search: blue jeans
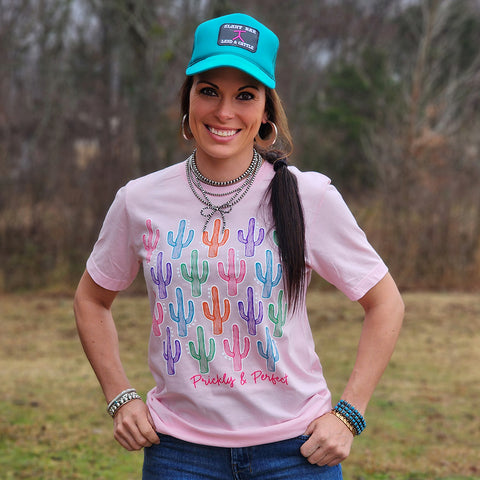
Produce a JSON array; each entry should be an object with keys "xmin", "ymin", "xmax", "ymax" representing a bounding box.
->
[{"xmin": 143, "ymin": 434, "xmax": 343, "ymax": 479}]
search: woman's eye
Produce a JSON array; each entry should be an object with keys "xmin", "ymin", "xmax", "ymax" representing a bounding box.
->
[
  {"xmin": 238, "ymin": 91, "xmax": 254, "ymax": 101},
  {"xmin": 200, "ymin": 87, "xmax": 217, "ymax": 97}
]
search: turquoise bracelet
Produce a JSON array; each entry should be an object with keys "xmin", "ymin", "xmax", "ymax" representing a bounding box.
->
[{"xmin": 332, "ymin": 399, "xmax": 366, "ymax": 436}]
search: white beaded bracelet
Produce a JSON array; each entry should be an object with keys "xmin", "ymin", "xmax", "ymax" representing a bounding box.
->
[{"xmin": 107, "ymin": 388, "xmax": 142, "ymax": 417}]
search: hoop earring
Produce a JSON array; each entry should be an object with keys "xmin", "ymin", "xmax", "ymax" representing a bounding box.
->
[
  {"xmin": 255, "ymin": 121, "xmax": 278, "ymax": 148},
  {"xmin": 182, "ymin": 114, "xmax": 193, "ymax": 141}
]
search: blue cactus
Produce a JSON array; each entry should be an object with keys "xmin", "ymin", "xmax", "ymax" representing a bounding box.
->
[
  {"xmin": 169, "ymin": 287, "xmax": 194, "ymax": 337},
  {"xmin": 257, "ymin": 327, "xmax": 279, "ymax": 372},
  {"xmin": 151, "ymin": 251, "xmax": 172, "ymax": 299},
  {"xmin": 255, "ymin": 250, "xmax": 282, "ymax": 298},
  {"xmin": 168, "ymin": 219, "xmax": 194, "ymax": 259}
]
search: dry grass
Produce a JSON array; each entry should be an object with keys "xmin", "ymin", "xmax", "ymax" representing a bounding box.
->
[
  {"xmin": 1, "ymin": 290, "xmax": 479, "ymax": 479},
  {"xmin": 307, "ymin": 290, "xmax": 480, "ymax": 479}
]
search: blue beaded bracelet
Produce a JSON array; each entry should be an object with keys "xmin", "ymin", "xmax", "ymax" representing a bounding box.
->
[{"xmin": 332, "ymin": 400, "xmax": 366, "ymax": 436}]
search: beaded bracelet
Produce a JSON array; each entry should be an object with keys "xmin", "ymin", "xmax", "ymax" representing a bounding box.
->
[
  {"xmin": 330, "ymin": 410, "xmax": 357, "ymax": 436},
  {"xmin": 331, "ymin": 399, "xmax": 366, "ymax": 436},
  {"xmin": 107, "ymin": 388, "xmax": 142, "ymax": 418}
]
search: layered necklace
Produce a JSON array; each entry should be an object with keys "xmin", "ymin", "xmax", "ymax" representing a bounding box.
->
[{"xmin": 186, "ymin": 149, "xmax": 262, "ymax": 232}]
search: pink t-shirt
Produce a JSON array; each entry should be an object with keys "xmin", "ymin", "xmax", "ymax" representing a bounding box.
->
[{"xmin": 87, "ymin": 159, "xmax": 387, "ymax": 447}]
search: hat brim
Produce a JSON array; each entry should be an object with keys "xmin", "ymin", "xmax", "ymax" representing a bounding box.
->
[{"xmin": 186, "ymin": 54, "xmax": 276, "ymax": 89}]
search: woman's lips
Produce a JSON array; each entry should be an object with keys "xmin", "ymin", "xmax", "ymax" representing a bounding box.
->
[{"xmin": 207, "ymin": 125, "xmax": 240, "ymax": 137}]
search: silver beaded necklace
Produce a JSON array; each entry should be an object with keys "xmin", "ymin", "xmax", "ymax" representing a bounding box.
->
[{"xmin": 186, "ymin": 149, "xmax": 262, "ymax": 232}]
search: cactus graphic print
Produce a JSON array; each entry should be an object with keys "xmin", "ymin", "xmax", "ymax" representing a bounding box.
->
[
  {"xmin": 144, "ymin": 213, "xmax": 285, "ymax": 379},
  {"xmin": 86, "ymin": 159, "xmax": 388, "ymax": 447}
]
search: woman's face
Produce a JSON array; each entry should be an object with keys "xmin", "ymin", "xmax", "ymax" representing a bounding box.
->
[{"xmin": 188, "ymin": 67, "xmax": 267, "ymax": 165}]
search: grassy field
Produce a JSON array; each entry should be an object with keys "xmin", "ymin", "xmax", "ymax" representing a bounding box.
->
[{"xmin": 1, "ymin": 289, "xmax": 479, "ymax": 479}]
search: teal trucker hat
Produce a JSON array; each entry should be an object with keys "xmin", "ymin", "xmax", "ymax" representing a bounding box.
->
[{"xmin": 186, "ymin": 13, "xmax": 279, "ymax": 88}]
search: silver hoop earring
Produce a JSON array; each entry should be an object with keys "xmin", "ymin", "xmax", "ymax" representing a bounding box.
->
[
  {"xmin": 256, "ymin": 121, "xmax": 278, "ymax": 148},
  {"xmin": 182, "ymin": 114, "xmax": 192, "ymax": 141}
]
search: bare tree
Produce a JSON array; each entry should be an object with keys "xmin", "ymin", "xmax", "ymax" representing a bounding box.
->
[
  {"xmin": 365, "ymin": 0, "xmax": 480, "ymax": 289},
  {"xmin": 2, "ymin": 0, "xmax": 479, "ymax": 291}
]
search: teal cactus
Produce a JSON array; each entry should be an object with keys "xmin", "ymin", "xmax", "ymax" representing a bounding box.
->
[
  {"xmin": 255, "ymin": 249, "xmax": 282, "ymax": 298},
  {"xmin": 181, "ymin": 250, "xmax": 209, "ymax": 297},
  {"xmin": 169, "ymin": 287, "xmax": 194, "ymax": 337},
  {"xmin": 189, "ymin": 326, "xmax": 215, "ymax": 374},
  {"xmin": 257, "ymin": 327, "xmax": 279, "ymax": 372},
  {"xmin": 168, "ymin": 219, "xmax": 194, "ymax": 259}
]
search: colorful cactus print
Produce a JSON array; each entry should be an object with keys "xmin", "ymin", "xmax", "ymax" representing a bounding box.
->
[{"xmin": 238, "ymin": 217, "xmax": 264, "ymax": 257}]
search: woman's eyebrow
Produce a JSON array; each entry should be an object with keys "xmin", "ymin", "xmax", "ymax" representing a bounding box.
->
[
  {"xmin": 196, "ymin": 80, "xmax": 219, "ymax": 88},
  {"xmin": 239, "ymin": 85, "xmax": 260, "ymax": 91},
  {"xmin": 196, "ymin": 80, "xmax": 260, "ymax": 91}
]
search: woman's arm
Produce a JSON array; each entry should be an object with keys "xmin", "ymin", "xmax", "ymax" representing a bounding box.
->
[
  {"xmin": 301, "ymin": 272, "xmax": 404, "ymax": 466},
  {"xmin": 73, "ymin": 270, "xmax": 160, "ymax": 450}
]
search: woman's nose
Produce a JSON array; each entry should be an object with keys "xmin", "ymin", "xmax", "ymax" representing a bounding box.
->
[{"xmin": 215, "ymin": 98, "xmax": 235, "ymax": 121}]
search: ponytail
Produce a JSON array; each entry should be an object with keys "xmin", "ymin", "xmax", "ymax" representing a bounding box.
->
[
  {"xmin": 256, "ymin": 88, "xmax": 306, "ymax": 312},
  {"xmin": 262, "ymin": 150, "xmax": 306, "ymax": 312}
]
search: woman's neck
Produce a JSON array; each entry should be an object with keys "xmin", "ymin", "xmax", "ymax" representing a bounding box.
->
[{"xmin": 194, "ymin": 147, "xmax": 257, "ymax": 183}]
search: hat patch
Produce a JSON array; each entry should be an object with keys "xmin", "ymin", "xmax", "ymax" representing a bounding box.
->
[{"xmin": 217, "ymin": 23, "xmax": 259, "ymax": 53}]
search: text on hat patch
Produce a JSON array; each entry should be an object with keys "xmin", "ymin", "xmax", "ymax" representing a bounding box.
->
[{"xmin": 217, "ymin": 24, "xmax": 259, "ymax": 53}]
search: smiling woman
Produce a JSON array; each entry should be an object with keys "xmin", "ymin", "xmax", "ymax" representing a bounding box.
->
[
  {"xmin": 74, "ymin": 12, "xmax": 404, "ymax": 480},
  {"xmin": 186, "ymin": 68, "xmax": 267, "ymax": 179}
]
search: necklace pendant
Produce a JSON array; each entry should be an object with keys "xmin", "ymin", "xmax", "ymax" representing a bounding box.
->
[{"xmin": 186, "ymin": 149, "xmax": 262, "ymax": 232}]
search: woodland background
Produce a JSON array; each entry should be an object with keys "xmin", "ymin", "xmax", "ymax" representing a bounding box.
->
[{"xmin": 1, "ymin": 0, "xmax": 480, "ymax": 293}]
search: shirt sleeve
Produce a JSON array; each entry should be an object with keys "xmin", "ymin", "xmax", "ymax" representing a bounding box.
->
[
  {"xmin": 86, "ymin": 185, "xmax": 140, "ymax": 291},
  {"xmin": 303, "ymin": 177, "xmax": 388, "ymax": 301}
]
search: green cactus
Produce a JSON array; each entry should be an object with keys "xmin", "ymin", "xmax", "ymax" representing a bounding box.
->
[
  {"xmin": 189, "ymin": 326, "xmax": 215, "ymax": 374},
  {"xmin": 268, "ymin": 290, "xmax": 287, "ymax": 337},
  {"xmin": 181, "ymin": 250, "xmax": 209, "ymax": 297}
]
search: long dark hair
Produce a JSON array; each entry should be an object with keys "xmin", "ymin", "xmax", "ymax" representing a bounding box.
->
[{"xmin": 180, "ymin": 77, "xmax": 306, "ymax": 311}]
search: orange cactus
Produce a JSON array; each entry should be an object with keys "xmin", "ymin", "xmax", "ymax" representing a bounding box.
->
[{"xmin": 203, "ymin": 286, "xmax": 231, "ymax": 335}]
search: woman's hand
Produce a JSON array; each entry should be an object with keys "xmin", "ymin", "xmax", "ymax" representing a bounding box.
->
[
  {"xmin": 74, "ymin": 271, "xmax": 160, "ymax": 451},
  {"xmin": 300, "ymin": 273, "xmax": 404, "ymax": 467},
  {"xmin": 113, "ymin": 399, "xmax": 161, "ymax": 451},
  {"xmin": 300, "ymin": 412, "xmax": 354, "ymax": 466}
]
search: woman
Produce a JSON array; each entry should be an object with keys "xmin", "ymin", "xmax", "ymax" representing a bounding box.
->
[{"xmin": 74, "ymin": 13, "xmax": 404, "ymax": 479}]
